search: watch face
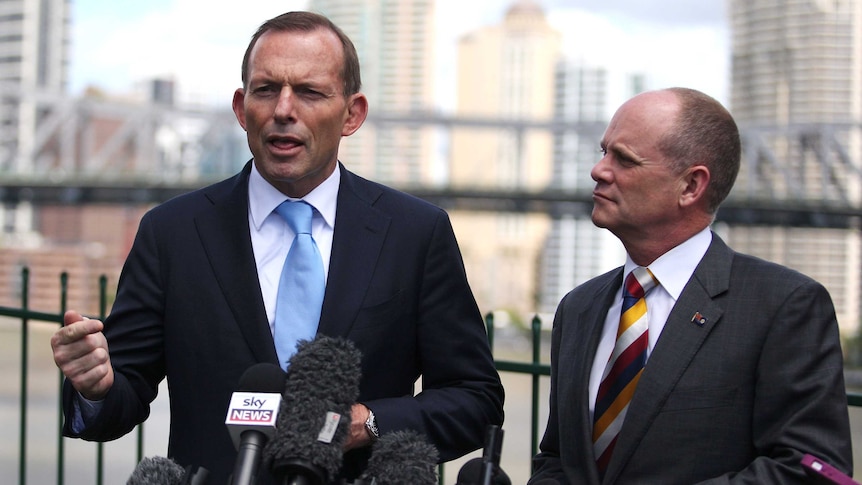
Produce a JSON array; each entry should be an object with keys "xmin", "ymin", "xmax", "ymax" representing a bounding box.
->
[{"xmin": 366, "ymin": 411, "xmax": 379, "ymax": 438}]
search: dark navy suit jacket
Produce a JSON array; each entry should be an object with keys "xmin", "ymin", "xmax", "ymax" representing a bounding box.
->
[{"xmin": 63, "ymin": 162, "xmax": 504, "ymax": 483}]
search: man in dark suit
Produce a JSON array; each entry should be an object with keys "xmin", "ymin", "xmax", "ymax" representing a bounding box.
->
[
  {"xmin": 50, "ymin": 11, "xmax": 504, "ymax": 484},
  {"xmin": 528, "ymin": 87, "xmax": 852, "ymax": 484}
]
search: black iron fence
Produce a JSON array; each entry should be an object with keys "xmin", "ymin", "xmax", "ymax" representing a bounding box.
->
[{"xmin": 1, "ymin": 268, "xmax": 858, "ymax": 484}]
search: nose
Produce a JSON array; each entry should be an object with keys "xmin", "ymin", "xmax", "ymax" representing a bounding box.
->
[
  {"xmin": 273, "ymin": 87, "xmax": 295, "ymax": 123},
  {"xmin": 590, "ymin": 154, "xmax": 609, "ymax": 183}
]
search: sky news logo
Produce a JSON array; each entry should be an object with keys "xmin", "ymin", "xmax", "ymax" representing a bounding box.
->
[
  {"xmin": 228, "ymin": 408, "xmax": 274, "ymax": 423},
  {"xmin": 225, "ymin": 392, "xmax": 281, "ymax": 427}
]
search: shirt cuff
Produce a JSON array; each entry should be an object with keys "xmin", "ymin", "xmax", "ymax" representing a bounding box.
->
[{"xmin": 70, "ymin": 392, "xmax": 105, "ymax": 434}]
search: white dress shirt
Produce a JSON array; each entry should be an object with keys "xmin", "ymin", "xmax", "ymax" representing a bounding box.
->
[
  {"xmin": 588, "ymin": 227, "xmax": 713, "ymax": 416},
  {"xmin": 247, "ymin": 162, "xmax": 338, "ymax": 335},
  {"xmin": 73, "ymin": 162, "xmax": 342, "ymax": 431}
]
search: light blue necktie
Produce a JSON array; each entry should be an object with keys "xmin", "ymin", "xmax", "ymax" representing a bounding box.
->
[{"xmin": 273, "ymin": 201, "xmax": 324, "ymax": 370}]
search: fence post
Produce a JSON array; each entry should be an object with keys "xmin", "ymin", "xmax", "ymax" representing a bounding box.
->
[
  {"xmin": 97, "ymin": 275, "xmax": 107, "ymax": 485},
  {"xmin": 19, "ymin": 267, "xmax": 29, "ymax": 485},
  {"xmin": 530, "ymin": 315, "xmax": 542, "ymax": 460},
  {"xmin": 58, "ymin": 272, "xmax": 68, "ymax": 485}
]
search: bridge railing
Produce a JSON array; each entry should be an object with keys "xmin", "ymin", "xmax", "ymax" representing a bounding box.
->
[{"xmin": 0, "ymin": 268, "xmax": 857, "ymax": 484}]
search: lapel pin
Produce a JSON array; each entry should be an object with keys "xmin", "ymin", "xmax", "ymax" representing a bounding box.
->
[{"xmin": 691, "ymin": 312, "xmax": 707, "ymax": 326}]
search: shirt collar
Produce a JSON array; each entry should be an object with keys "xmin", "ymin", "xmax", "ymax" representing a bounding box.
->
[
  {"xmin": 248, "ymin": 162, "xmax": 340, "ymax": 231},
  {"xmin": 624, "ymin": 227, "xmax": 712, "ymax": 300}
]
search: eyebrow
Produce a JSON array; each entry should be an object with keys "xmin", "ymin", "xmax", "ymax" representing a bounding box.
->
[{"xmin": 616, "ymin": 143, "xmax": 650, "ymax": 167}]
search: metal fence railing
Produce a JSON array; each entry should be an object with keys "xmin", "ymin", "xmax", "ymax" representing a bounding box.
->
[{"xmin": 1, "ymin": 268, "xmax": 858, "ymax": 484}]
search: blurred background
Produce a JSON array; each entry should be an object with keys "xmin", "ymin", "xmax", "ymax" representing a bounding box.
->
[{"xmin": 2, "ymin": 0, "xmax": 861, "ymax": 483}]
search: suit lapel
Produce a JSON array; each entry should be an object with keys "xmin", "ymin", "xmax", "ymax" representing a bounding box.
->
[
  {"xmin": 317, "ymin": 166, "xmax": 390, "ymax": 337},
  {"xmin": 569, "ymin": 270, "xmax": 623, "ymax": 485},
  {"xmin": 194, "ymin": 162, "xmax": 278, "ymax": 363},
  {"xmin": 603, "ymin": 234, "xmax": 733, "ymax": 483}
]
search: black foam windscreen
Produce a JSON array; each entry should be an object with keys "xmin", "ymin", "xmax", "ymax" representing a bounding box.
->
[
  {"xmin": 455, "ymin": 457, "xmax": 511, "ymax": 485},
  {"xmin": 237, "ymin": 362, "xmax": 287, "ymax": 393},
  {"xmin": 359, "ymin": 430, "xmax": 439, "ymax": 485},
  {"xmin": 263, "ymin": 336, "xmax": 362, "ymax": 484},
  {"xmin": 127, "ymin": 456, "xmax": 185, "ymax": 485}
]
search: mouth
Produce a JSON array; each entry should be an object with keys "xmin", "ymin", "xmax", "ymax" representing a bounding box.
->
[
  {"xmin": 592, "ymin": 190, "xmax": 612, "ymax": 203},
  {"xmin": 266, "ymin": 135, "xmax": 304, "ymax": 154}
]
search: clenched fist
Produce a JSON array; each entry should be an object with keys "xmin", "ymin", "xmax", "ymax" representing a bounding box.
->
[{"xmin": 50, "ymin": 310, "xmax": 114, "ymax": 401}]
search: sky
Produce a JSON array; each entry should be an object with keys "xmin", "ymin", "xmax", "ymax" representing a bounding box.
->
[{"xmin": 69, "ymin": 0, "xmax": 729, "ymax": 109}]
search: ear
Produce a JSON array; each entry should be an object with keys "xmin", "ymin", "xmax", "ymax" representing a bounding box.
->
[
  {"xmin": 342, "ymin": 92, "xmax": 368, "ymax": 137},
  {"xmin": 679, "ymin": 164, "xmax": 710, "ymax": 209},
  {"xmin": 232, "ymin": 88, "xmax": 247, "ymax": 131}
]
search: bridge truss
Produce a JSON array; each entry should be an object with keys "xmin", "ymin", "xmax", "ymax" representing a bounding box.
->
[{"xmin": 1, "ymin": 86, "xmax": 861, "ymax": 229}]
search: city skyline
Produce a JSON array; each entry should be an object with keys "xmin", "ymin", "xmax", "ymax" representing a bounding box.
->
[{"xmin": 68, "ymin": 0, "xmax": 729, "ymax": 108}]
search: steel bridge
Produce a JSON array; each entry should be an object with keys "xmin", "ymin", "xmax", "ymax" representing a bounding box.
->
[{"xmin": 1, "ymin": 86, "xmax": 861, "ymax": 229}]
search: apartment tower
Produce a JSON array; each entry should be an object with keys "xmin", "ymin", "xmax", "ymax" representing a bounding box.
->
[
  {"xmin": 449, "ymin": 0, "xmax": 561, "ymax": 322},
  {"xmin": 0, "ymin": 0, "xmax": 70, "ymax": 173},
  {"xmin": 537, "ymin": 64, "xmax": 646, "ymax": 316},
  {"xmin": 728, "ymin": 0, "xmax": 862, "ymax": 334},
  {"xmin": 308, "ymin": 0, "xmax": 438, "ymax": 185}
]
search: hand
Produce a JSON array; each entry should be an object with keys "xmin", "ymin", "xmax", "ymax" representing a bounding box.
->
[
  {"xmin": 344, "ymin": 403, "xmax": 374, "ymax": 451},
  {"xmin": 50, "ymin": 310, "xmax": 114, "ymax": 401}
]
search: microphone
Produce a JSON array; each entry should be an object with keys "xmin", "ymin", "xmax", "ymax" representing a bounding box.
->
[
  {"xmin": 480, "ymin": 425, "xmax": 504, "ymax": 485},
  {"xmin": 355, "ymin": 430, "xmax": 440, "ymax": 485},
  {"xmin": 127, "ymin": 456, "xmax": 210, "ymax": 485},
  {"xmin": 181, "ymin": 465, "xmax": 210, "ymax": 485},
  {"xmin": 126, "ymin": 456, "xmax": 210, "ymax": 485},
  {"xmin": 455, "ymin": 458, "xmax": 511, "ymax": 485},
  {"xmin": 127, "ymin": 456, "xmax": 185, "ymax": 485},
  {"xmin": 263, "ymin": 336, "xmax": 362, "ymax": 485},
  {"xmin": 225, "ymin": 363, "xmax": 286, "ymax": 485},
  {"xmin": 456, "ymin": 425, "xmax": 510, "ymax": 485}
]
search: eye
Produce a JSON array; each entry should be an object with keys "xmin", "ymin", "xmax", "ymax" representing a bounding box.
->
[
  {"xmin": 598, "ymin": 145, "xmax": 607, "ymax": 156},
  {"xmin": 297, "ymin": 87, "xmax": 327, "ymax": 99},
  {"xmin": 251, "ymin": 84, "xmax": 279, "ymax": 96}
]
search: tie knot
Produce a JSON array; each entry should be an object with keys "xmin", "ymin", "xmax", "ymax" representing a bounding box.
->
[
  {"xmin": 275, "ymin": 201, "xmax": 313, "ymax": 235},
  {"xmin": 624, "ymin": 266, "xmax": 658, "ymax": 299}
]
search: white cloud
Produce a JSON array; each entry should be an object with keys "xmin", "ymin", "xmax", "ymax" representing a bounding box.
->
[
  {"xmin": 70, "ymin": 0, "xmax": 307, "ymax": 104},
  {"xmin": 549, "ymin": 8, "xmax": 729, "ymax": 104}
]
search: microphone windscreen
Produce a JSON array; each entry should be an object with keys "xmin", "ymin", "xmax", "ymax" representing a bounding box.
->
[
  {"xmin": 360, "ymin": 430, "xmax": 439, "ymax": 485},
  {"xmin": 455, "ymin": 457, "xmax": 512, "ymax": 485},
  {"xmin": 237, "ymin": 362, "xmax": 286, "ymax": 393},
  {"xmin": 127, "ymin": 456, "xmax": 185, "ymax": 485},
  {"xmin": 263, "ymin": 336, "xmax": 362, "ymax": 482}
]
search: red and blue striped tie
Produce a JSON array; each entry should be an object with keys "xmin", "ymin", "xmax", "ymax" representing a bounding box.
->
[{"xmin": 592, "ymin": 266, "xmax": 658, "ymax": 477}]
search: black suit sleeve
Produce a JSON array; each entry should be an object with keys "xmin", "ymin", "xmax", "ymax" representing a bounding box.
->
[
  {"xmin": 696, "ymin": 279, "xmax": 852, "ymax": 484},
  {"xmin": 364, "ymin": 209, "xmax": 505, "ymax": 462},
  {"xmin": 62, "ymin": 209, "xmax": 166, "ymax": 441}
]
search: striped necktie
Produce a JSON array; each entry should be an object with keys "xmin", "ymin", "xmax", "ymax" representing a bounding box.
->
[
  {"xmin": 273, "ymin": 201, "xmax": 325, "ymax": 370},
  {"xmin": 592, "ymin": 266, "xmax": 658, "ymax": 477}
]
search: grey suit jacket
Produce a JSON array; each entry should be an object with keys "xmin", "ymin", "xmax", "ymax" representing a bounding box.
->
[{"xmin": 530, "ymin": 233, "xmax": 852, "ymax": 484}]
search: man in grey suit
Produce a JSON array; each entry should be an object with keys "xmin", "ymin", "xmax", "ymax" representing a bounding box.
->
[
  {"xmin": 529, "ymin": 87, "xmax": 852, "ymax": 484},
  {"xmin": 50, "ymin": 11, "xmax": 503, "ymax": 484}
]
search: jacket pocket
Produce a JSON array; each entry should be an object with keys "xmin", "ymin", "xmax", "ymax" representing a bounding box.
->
[{"xmin": 661, "ymin": 386, "xmax": 738, "ymax": 411}]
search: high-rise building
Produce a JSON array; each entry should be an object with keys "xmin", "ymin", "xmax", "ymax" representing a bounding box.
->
[
  {"xmin": 537, "ymin": 64, "xmax": 645, "ymax": 316},
  {"xmin": 0, "ymin": 0, "xmax": 70, "ymax": 173},
  {"xmin": 728, "ymin": 0, "xmax": 862, "ymax": 335},
  {"xmin": 0, "ymin": 0, "xmax": 70, "ymax": 243},
  {"xmin": 449, "ymin": 0, "xmax": 561, "ymax": 322},
  {"xmin": 308, "ymin": 0, "xmax": 438, "ymax": 185}
]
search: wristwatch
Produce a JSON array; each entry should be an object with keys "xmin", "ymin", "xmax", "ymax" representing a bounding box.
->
[{"xmin": 365, "ymin": 409, "xmax": 380, "ymax": 442}]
